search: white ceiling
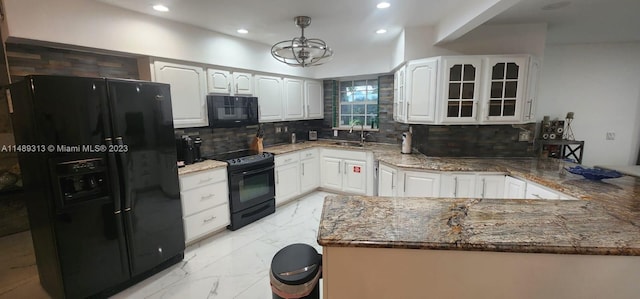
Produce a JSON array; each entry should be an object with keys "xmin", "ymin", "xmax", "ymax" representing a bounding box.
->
[
  {"xmin": 94, "ymin": 0, "xmax": 475, "ymax": 50},
  {"xmin": 95, "ymin": 0, "xmax": 640, "ymax": 52},
  {"xmin": 487, "ymin": 0, "xmax": 640, "ymax": 44}
]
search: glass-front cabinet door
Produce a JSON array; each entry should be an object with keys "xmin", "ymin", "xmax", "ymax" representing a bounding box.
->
[
  {"xmin": 441, "ymin": 57, "xmax": 482, "ymax": 123},
  {"xmin": 483, "ymin": 56, "xmax": 528, "ymax": 122}
]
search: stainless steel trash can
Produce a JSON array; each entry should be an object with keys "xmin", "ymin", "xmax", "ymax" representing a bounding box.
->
[{"xmin": 270, "ymin": 243, "xmax": 322, "ymax": 299}]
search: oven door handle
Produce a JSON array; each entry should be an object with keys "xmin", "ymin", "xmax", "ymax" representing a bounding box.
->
[{"xmin": 239, "ymin": 165, "xmax": 275, "ymax": 176}]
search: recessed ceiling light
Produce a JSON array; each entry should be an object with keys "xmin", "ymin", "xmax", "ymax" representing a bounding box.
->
[
  {"xmin": 237, "ymin": 29, "xmax": 249, "ymax": 34},
  {"xmin": 377, "ymin": 2, "xmax": 391, "ymax": 9},
  {"xmin": 541, "ymin": 1, "xmax": 571, "ymax": 10},
  {"xmin": 153, "ymin": 4, "xmax": 169, "ymax": 12},
  {"xmin": 376, "ymin": 29, "xmax": 387, "ymax": 34}
]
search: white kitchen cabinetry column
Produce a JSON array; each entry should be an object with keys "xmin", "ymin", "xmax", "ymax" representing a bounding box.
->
[
  {"xmin": 482, "ymin": 56, "xmax": 529, "ymax": 123},
  {"xmin": 440, "ymin": 57, "xmax": 482, "ymax": 123},
  {"xmin": 320, "ymin": 149, "xmax": 372, "ymax": 195},
  {"xmin": 401, "ymin": 171, "xmax": 440, "ymax": 197},
  {"xmin": 275, "ymin": 152, "xmax": 300, "ymax": 206},
  {"xmin": 179, "ymin": 168, "xmax": 230, "ymax": 244},
  {"xmin": 233, "ymin": 72, "xmax": 253, "ymax": 95},
  {"xmin": 440, "ymin": 173, "xmax": 476, "ymax": 198},
  {"xmin": 284, "ymin": 78, "xmax": 305, "ymax": 120},
  {"xmin": 378, "ymin": 163, "xmax": 398, "ymax": 197},
  {"xmin": 304, "ymin": 80, "xmax": 324, "ymax": 119},
  {"xmin": 406, "ymin": 58, "xmax": 439, "ymax": 123},
  {"xmin": 255, "ymin": 75, "xmax": 284, "ymax": 122},
  {"xmin": 393, "ymin": 66, "xmax": 407, "ymax": 123},
  {"xmin": 207, "ymin": 69, "xmax": 254, "ymax": 95},
  {"xmin": 300, "ymin": 149, "xmax": 320, "ymax": 194},
  {"xmin": 206, "ymin": 68, "xmax": 233, "ymax": 94},
  {"xmin": 523, "ymin": 56, "xmax": 540, "ymax": 122},
  {"xmin": 153, "ymin": 60, "xmax": 208, "ymax": 128},
  {"xmin": 504, "ymin": 176, "xmax": 526, "ymax": 199},
  {"xmin": 321, "ymin": 156, "xmax": 343, "ymax": 190},
  {"xmin": 475, "ymin": 174, "xmax": 506, "ymax": 199}
]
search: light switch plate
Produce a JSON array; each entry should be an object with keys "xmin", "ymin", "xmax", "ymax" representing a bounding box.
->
[{"xmin": 518, "ymin": 131, "xmax": 530, "ymax": 142}]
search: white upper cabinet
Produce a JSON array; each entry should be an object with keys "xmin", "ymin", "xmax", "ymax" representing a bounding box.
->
[
  {"xmin": 284, "ymin": 78, "xmax": 305, "ymax": 120},
  {"xmin": 523, "ymin": 56, "xmax": 540, "ymax": 122},
  {"xmin": 233, "ymin": 72, "xmax": 253, "ymax": 95},
  {"xmin": 207, "ymin": 69, "xmax": 253, "ymax": 95},
  {"xmin": 395, "ymin": 54, "xmax": 538, "ymax": 125},
  {"xmin": 255, "ymin": 75, "xmax": 284, "ymax": 122},
  {"xmin": 393, "ymin": 66, "xmax": 407, "ymax": 123},
  {"xmin": 405, "ymin": 58, "xmax": 439, "ymax": 123},
  {"xmin": 207, "ymin": 68, "xmax": 232, "ymax": 94},
  {"xmin": 304, "ymin": 80, "xmax": 324, "ymax": 119},
  {"xmin": 481, "ymin": 56, "xmax": 529, "ymax": 123},
  {"xmin": 440, "ymin": 57, "xmax": 482, "ymax": 123},
  {"xmin": 153, "ymin": 60, "xmax": 208, "ymax": 128}
]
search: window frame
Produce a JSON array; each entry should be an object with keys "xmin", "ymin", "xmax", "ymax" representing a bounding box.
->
[{"xmin": 335, "ymin": 78, "xmax": 380, "ymax": 130}]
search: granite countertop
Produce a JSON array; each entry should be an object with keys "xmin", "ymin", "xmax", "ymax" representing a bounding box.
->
[
  {"xmin": 262, "ymin": 140, "xmax": 640, "ymax": 256},
  {"xmin": 317, "ymin": 194, "xmax": 640, "ymax": 255},
  {"xmin": 177, "ymin": 160, "xmax": 227, "ymax": 176}
]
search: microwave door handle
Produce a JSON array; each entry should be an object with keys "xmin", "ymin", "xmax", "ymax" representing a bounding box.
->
[{"xmin": 241, "ymin": 165, "xmax": 275, "ymax": 176}]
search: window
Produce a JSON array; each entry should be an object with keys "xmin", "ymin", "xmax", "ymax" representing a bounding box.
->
[{"xmin": 338, "ymin": 79, "xmax": 378, "ymax": 129}]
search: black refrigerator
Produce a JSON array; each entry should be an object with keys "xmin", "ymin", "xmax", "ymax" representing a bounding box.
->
[{"xmin": 9, "ymin": 75, "xmax": 185, "ymax": 298}]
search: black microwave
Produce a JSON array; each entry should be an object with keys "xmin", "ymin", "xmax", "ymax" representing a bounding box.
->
[{"xmin": 207, "ymin": 95, "xmax": 259, "ymax": 128}]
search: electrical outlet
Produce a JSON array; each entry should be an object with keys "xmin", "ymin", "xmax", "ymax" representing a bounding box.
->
[
  {"xmin": 275, "ymin": 127, "xmax": 282, "ymax": 133},
  {"xmin": 606, "ymin": 132, "xmax": 615, "ymax": 140},
  {"xmin": 518, "ymin": 131, "xmax": 531, "ymax": 142}
]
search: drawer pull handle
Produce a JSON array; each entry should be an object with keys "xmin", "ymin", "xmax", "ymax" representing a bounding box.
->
[
  {"xmin": 200, "ymin": 194, "xmax": 215, "ymax": 200},
  {"xmin": 203, "ymin": 216, "xmax": 216, "ymax": 223},
  {"xmin": 198, "ymin": 177, "xmax": 214, "ymax": 184}
]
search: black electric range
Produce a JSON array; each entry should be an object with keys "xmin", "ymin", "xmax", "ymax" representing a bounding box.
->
[{"xmin": 206, "ymin": 150, "xmax": 275, "ymax": 230}]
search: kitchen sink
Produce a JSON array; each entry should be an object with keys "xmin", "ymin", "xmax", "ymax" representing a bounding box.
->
[{"xmin": 333, "ymin": 141, "xmax": 364, "ymax": 147}]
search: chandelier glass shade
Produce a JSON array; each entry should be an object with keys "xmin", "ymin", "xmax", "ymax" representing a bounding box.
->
[{"xmin": 271, "ymin": 16, "xmax": 333, "ymax": 67}]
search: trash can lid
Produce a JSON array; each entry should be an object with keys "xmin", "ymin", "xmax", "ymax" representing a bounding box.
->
[{"xmin": 271, "ymin": 243, "xmax": 321, "ymax": 285}]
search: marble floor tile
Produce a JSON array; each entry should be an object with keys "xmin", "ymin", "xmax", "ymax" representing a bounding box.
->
[{"xmin": 0, "ymin": 191, "xmax": 331, "ymax": 299}]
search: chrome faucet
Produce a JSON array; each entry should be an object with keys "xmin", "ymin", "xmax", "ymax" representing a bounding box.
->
[{"xmin": 349, "ymin": 122, "xmax": 366, "ymax": 146}]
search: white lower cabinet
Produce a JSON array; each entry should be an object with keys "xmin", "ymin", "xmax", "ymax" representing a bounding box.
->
[
  {"xmin": 300, "ymin": 149, "xmax": 320, "ymax": 194},
  {"xmin": 275, "ymin": 152, "xmax": 300, "ymax": 206},
  {"xmin": 503, "ymin": 176, "xmax": 575, "ymax": 200},
  {"xmin": 274, "ymin": 153, "xmax": 300, "ymax": 206},
  {"xmin": 401, "ymin": 171, "xmax": 441, "ymax": 197},
  {"xmin": 476, "ymin": 174, "xmax": 506, "ymax": 199},
  {"xmin": 504, "ymin": 176, "xmax": 526, "ymax": 199},
  {"xmin": 377, "ymin": 164, "xmax": 440, "ymax": 197},
  {"xmin": 275, "ymin": 149, "xmax": 320, "ymax": 206},
  {"xmin": 320, "ymin": 149, "xmax": 373, "ymax": 195},
  {"xmin": 179, "ymin": 168, "xmax": 229, "ymax": 244},
  {"xmin": 525, "ymin": 181, "xmax": 574, "ymax": 200},
  {"xmin": 378, "ymin": 163, "xmax": 398, "ymax": 197},
  {"xmin": 440, "ymin": 173, "xmax": 476, "ymax": 198}
]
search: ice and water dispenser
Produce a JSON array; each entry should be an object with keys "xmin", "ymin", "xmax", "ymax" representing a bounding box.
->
[{"xmin": 51, "ymin": 158, "xmax": 109, "ymax": 209}]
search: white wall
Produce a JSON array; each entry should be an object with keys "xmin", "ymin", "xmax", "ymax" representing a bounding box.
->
[
  {"xmin": 537, "ymin": 42, "xmax": 640, "ymax": 166},
  {"xmin": 1, "ymin": 0, "xmax": 313, "ymax": 78},
  {"xmin": 441, "ymin": 23, "xmax": 548, "ymax": 58}
]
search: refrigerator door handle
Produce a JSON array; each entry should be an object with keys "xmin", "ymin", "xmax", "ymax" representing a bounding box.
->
[
  {"xmin": 115, "ymin": 136, "xmax": 132, "ymax": 212},
  {"xmin": 106, "ymin": 137, "xmax": 122, "ymax": 214}
]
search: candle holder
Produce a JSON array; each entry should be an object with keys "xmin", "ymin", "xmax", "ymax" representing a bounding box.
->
[{"xmin": 564, "ymin": 112, "xmax": 575, "ymax": 140}]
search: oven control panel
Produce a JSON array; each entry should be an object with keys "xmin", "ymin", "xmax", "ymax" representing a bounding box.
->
[{"xmin": 228, "ymin": 152, "xmax": 274, "ymax": 166}]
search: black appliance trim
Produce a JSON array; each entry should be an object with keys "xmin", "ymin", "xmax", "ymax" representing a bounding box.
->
[{"xmin": 207, "ymin": 95, "xmax": 259, "ymax": 128}]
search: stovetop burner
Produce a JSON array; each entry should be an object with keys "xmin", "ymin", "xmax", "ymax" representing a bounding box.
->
[{"xmin": 206, "ymin": 150, "xmax": 273, "ymax": 167}]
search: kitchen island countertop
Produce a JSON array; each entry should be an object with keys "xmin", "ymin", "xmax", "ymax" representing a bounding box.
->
[{"xmin": 265, "ymin": 140, "xmax": 640, "ymax": 255}]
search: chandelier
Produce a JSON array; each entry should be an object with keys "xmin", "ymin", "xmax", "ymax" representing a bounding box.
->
[{"xmin": 271, "ymin": 16, "xmax": 333, "ymax": 67}]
